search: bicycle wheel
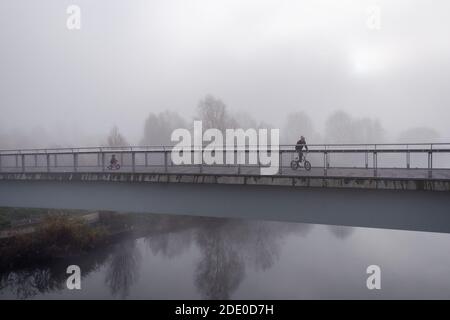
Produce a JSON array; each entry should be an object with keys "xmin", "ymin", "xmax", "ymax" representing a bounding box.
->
[
  {"xmin": 304, "ymin": 160, "xmax": 311, "ymax": 171},
  {"xmin": 290, "ymin": 160, "xmax": 299, "ymax": 170}
]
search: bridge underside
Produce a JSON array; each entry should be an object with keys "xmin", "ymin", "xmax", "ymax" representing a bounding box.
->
[{"xmin": 1, "ymin": 176, "xmax": 450, "ymax": 233}]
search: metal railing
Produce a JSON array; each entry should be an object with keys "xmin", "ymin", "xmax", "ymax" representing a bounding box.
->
[{"xmin": 0, "ymin": 143, "xmax": 450, "ymax": 179}]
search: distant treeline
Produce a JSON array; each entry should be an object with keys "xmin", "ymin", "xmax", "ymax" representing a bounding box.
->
[{"xmin": 0, "ymin": 94, "xmax": 442, "ymax": 149}]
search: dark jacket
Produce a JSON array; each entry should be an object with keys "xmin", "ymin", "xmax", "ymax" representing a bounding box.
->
[{"xmin": 295, "ymin": 138, "xmax": 308, "ymax": 151}]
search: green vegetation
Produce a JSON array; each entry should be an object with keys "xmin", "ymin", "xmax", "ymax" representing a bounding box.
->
[
  {"xmin": 0, "ymin": 207, "xmax": 88, "ymax": 230},
  {"xmin": 0, "ymin": 207, "xmax": 45, "ymax": 229},
  {"xmin": 0, "ymin": 214, "xmax": 10, "ymax": 229},
  {"xmin": 0, "ymin": 214, "xmax": 108, "ymax": 270}
]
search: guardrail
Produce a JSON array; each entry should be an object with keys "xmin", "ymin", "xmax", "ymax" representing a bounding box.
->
[{"xmin": 0, "ymin": 143, "xmax": 450, "ymax": 178}]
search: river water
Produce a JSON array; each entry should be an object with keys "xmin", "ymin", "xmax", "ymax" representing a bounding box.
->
[{"xmin": 1, "ymin": 212, "xmax": 450, "ymax": 299}]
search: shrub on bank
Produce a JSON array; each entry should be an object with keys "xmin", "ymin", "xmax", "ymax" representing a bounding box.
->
[{"xmin": 0, "ymin": 215, "xmax": 108, "ymax": 270}]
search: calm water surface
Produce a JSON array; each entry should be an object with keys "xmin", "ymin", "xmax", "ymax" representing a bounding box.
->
[{"xmin": 1, "ymin": 213, "xmax": 450, "ymax": 299}]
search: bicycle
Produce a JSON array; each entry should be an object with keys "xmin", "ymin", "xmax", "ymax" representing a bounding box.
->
[
  {"xmin": 107, "ymin": 162, "xmax": 121, "ymax": 170},
  {"xmin": 290, "ymin": 152, "xmax": 311, "ymax": 171}
]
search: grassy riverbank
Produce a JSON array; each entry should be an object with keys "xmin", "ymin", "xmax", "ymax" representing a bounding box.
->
[
  {"xmin": 0, "ymin": 213, "xmax": 108, "ymax": 270},
  {"xmin": 0, "ymin": 208, "xmax": 201, "ymax": 271},
  {"xmin": 0, "ymin": 207, "xmax": 87, "ymax": 230}
]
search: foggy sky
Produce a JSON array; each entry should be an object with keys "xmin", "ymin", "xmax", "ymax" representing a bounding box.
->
[{"xmin": 1, "ymin": 0, "xmax": 449, "ymax": 145}]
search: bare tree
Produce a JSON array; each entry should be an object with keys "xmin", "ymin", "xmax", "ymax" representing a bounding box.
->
[
  {"xmin": 324, "ymin": 111, "xmax": 355, "ymax": 143},
  {"xmin": 230, "ymin": 111, "xmax": 274, "ymax": 131},
  {"xmin": 325, "ymin": 111, "xmax": 385, "ymax": 144},
  {"xmin": 141, "ymin": 110, "xmax": 187, "ymax": 146},
  {"xmin": 107, "ymin": 125, "xmax": 128, "ymax": 147},
  {"xmin": 353, "ymin": 118, "xmax": 385, "ymax": 144},
  {"xmin": 324, "ymin": 111, "xmax": 385, "ymax": 167},
  {"xmin": 196, "ymin": 95, "xmax": 233, "ymax": 131},
  {"xmin": 282, "ymin": 111, "xmax": 318, "ymax": 144}
]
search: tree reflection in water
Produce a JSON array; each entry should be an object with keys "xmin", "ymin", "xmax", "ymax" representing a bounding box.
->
[
  {"xmin": 194, "ymin": 222, "xmax": 245, "ymax": 299},
  {"xmin": 0, "ymin": 248, "xmax": 109, "ymax": 299},
  {"xmin": 145, "ymin": 228, "xmax": 194, "ymax": 259},
  {"xmin": 145, "ymin": 217, "xmax": 313, "ymax": 299},
  {"xmin": 0, "ymin": 268, "xmax": 60, "ymax": 299},
  {"xmin": 104, "ymin": 240, "xmax": 141, "ymax": 299},
  {"xmin": 0, "ymin": 213, "xmax": 321, "ymax": 299}
]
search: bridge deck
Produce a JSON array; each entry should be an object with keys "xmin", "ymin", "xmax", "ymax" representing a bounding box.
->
[
  {"xmin": 1, "ymin": 143, "xmax": 450, "ymax": 190},
  {"xmin": 1, "ymin": 165, "xmax": 450, "ymax": 180}
]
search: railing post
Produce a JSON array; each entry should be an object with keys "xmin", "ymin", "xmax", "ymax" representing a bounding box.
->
[
  {"xmin": 324, "ymin": 151, "xmax": 327, "ymax": 176},
  {"xmin": 101, "ymin": 152, "xmax": 105, "ymax": 172},
  {"xmin": 164, "ymin": 147, "xmax": 168, "ymax": 173},
  {"xmin": 237, "ymin": 150, "xmax": 241, "ymax": 175},
  {"xmin": 406, "ymin": 151, "xmax": 410, "ymax": 169},
  {"xmin": 428, "ymin": 150, "xmax": 432, "ymax": 178},
  {"xmin": 145, "ymin": 152, "xmax": 148, "ymax": 167},
  {"xmin": 132, "ymin": 152, "xmax": 136, "ymax": 173},
  {"xmin": 21, "ymin": 154, "xmax": 25, "ymax": 173},
  {"xmin": 34, "ymin": 154, "xmax": 38, "ymax": 168},
  {"xmin": 365, "ymin": 152, "xmax": 368, "ymax": 169},
  {"xmin": 15, "ymin": 154, "xmax": 18, "ymax": 168},
  {"xmin": 73, "ymin": 153, "xmax": 78, "ymax": 172},
  {"xmin": 46, "ymin": 153, "xmax": 50, "ymax": 172},
  {"xmin": 200, "ymin": 148, "xmax": 203, "ymax": 173},
  {"xmin": 373, "ymin": 151, "xmax": 377, "ymax": 177},
  {"xmin": 54, "ymin": 154, "xmax": 58, "ymax": 167},
  {"xmin": 257, "ymin": 147, "xmax": 260, "ymax": 170},
  {"xmin": 279, "ymin": 150, "xmax": 282, "ymax": 175},
  {"xmin": 0, "ymin": 154, "xmax": 2, "ymax": 172}
]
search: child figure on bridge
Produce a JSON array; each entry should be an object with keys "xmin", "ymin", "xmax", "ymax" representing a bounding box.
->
[{"xmin": 110, "ymin": 154, "xmax": 118, "ymax": 165}]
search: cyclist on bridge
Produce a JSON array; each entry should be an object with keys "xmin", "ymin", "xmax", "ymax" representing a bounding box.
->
[
  {"xmin": 295, "ymin": 136, "xmax": 308, "ymax": 162},
  {"xmin": 110, "ymin": 154, "xmax": 118, "ymax": 165}
]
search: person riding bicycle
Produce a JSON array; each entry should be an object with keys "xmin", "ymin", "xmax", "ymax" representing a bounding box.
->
[
  {"xmin": 295, "ymin": 136, "xmax": 308, "ymax": 162},
  {"xmin": 110, "ymin": 154, "xmax": 118, "ymax": 166}
]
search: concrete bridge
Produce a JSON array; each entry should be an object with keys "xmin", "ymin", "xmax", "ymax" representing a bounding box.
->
[
  {"xmin": 0, "ymin": 143, "xmax": 449, "ymax": 191},
  {"xmin": 1, "ymin": 143, "xmax": 450, "ymax": 233}
]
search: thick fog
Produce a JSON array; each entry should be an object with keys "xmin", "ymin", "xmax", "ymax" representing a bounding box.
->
[{"xmin": 1, "ymin": 0, "xmax": 449, "ymax": 148}]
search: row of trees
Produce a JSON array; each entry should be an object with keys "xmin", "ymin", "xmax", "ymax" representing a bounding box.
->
[
  {"xmin": 105, "ymin": 94, "xmax": 441, "ymax": 148},
  {"xmin": 0, "ymin": 94, "xmax": 439, "ymax": 149}
]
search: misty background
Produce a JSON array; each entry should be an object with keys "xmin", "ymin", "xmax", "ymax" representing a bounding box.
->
[{"xmin": 0, "ymin": 0, "xmax": 449, "ymax": 149}]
